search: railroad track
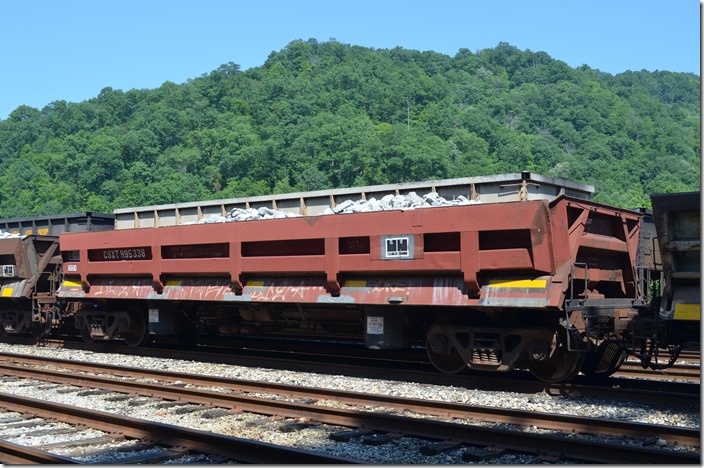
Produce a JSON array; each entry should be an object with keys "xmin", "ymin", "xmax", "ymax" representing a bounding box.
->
[
  {"xmin": 0, "ymin": 391, "xmax": 355, "ymax": 464},
  {"xmin": 676, "ymin": 350, "xmax": 701, "ymax": 364},
  {"xmin": 619, "ymin": 361, "xmax": 701, "ymax": 382},
  {"xmin": 1, "ymin": 335, "xmax": 699, "ymax": 404},
  {"xmin": 140, "ymin": 335, "xmax": 701, "ymax": 385},
  {"xmin": 0, "ymin": 352, "xmax": 699, "ymax": 464},
  {"xmin": 12, "ymin": 334, "xmax": 704, "ymax": 381}
]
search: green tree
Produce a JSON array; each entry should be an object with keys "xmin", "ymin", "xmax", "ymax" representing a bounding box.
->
[{"xmin": 0, "ymin": 40, "xmax": 698, "ymax": 217}]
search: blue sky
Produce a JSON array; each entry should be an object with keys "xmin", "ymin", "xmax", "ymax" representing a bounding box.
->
[{"xmin": 0, "ymin": 0, "xmax": 699, "ymax": 120}]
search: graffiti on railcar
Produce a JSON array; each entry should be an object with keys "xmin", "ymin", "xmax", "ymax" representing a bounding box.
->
[
  {"xmin": 367, "ymin": 278, "xmax": 412, "ymax": 294},
  {"xmin": 91, "ymin": 278, "xmax": 154, "ymax": 298},
  {"xmin": 247, "ymin": 281, "xmax": 322, "ymax": 302}
]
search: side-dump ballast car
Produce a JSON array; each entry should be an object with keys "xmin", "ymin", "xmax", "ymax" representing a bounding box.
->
[
  {"xmin": 0, "ymin": 173, "xmax": 698, "ymax": 383},
  {"xmin": 633, "ymin": 191, "xmax": 700, "ymax": 369},
  {"xmin": 0, "ymin": 213, "xmax": 114, "ymax": 338}
]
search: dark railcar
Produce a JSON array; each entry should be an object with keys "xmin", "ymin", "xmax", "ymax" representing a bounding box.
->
[
  {"xmin": 0, "ymin": 212, "xmax": 114, "ymax": 337},
  {"xmin": 629, "ymin": 192, "xmax": 701, "ymax": 369}
]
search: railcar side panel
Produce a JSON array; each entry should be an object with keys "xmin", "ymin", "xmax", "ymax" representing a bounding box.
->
[{"xmin": 59, "ymin": 197, "xmax": 642, "ymax": 311}]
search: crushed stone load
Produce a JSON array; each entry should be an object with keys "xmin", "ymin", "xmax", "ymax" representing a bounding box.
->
[
  {"xmin": 321, "ymin": 192, "xmax": 478, "ymax": 215},
  {"xmin": 0, "ymin": 230, "xmax": 23, "ymax": 239},
  {"xmin": 197, "ymin": 191, "xmax": 480, "ymax": 224},
  {"xmin": 198, "ymin": 207, "xmax": 300, "ymax": 224}
]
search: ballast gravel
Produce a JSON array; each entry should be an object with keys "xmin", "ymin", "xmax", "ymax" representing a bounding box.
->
[
  {"xmin": 196, "ymin": 191, "xmax": 481, "ymax": 223},
  {"xmin": 0, "ymin": 343, "xmax": 698, "ymax": 464}
]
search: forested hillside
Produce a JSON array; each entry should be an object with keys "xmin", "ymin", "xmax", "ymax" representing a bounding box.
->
[{"xmin": 0, "ymin": 39, "xmax": 699, "ymax": 217}]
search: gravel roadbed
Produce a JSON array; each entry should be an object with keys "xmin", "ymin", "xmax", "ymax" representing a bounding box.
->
[{"xmin": 0, "ymin": 343, "xmax": 698, "ymax": 463}]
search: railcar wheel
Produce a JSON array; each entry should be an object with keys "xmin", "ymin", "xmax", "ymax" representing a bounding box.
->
[
  {"xmin": 79, "ymin": 326, "xmax": 94, "ymax": 343},
  {"xmin": 528, "ymin": 325, "xmax": 585, "ymax": 383},
  {"xmin": 121, "ymin": 310, "xmax": 149, "ymax": 347},
  {"xmin": 581, "ymin": 342, "xmax": 626, "ymax": 377},
  {"xmin": 31, "ymin": 312, "xmax": 53, "ymax": 340},
  {"xmin": 426, "ymin": 318, "xmax": 468, "ymax": 374}
]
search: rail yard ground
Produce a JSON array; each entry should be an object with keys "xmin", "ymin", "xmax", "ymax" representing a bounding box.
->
[{"xmin": 0, "ymin": 341, "xmax": 698, "ymax": 464}]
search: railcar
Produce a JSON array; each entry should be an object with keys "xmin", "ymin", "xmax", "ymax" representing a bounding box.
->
[
  {"xmin": 57, "ymin": 173, "xmax": 646, "ymax": 383},
  {"xmin": 630, "ymin": 192, "xmax": 700, "ymax": 369},
  {"xmin": 0, "ymin": 213, "xmax": 114, "ymax": 337},
  {"xmin": 0, "ymin": 174, "xmax": 698, "ymax": 383}
]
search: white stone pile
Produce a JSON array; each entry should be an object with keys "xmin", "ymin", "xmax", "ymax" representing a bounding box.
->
[
  {"xmin": 321, "ymin": 192, "xmax": 478, "ymax": 215},
  {"xmin": 0, "ymin": 230, "xmax": 23, "ymax": 239},
  {"xmin": 198, "ymin": 191, "xmax": 480, "ymax": 224},
  {"xmin": 198, "ymin": 207, "xmax": 300, "ymax": 224}
]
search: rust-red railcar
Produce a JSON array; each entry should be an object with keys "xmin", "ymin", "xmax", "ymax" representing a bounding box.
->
[{"xmin": 58, "ymin": 195, "xmax": 645, "ymax": 382}]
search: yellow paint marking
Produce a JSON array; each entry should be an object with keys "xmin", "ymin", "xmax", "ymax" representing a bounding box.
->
[
  {"xmin": 246, "ymin": 280, "xmax": 264, "ymax": 287},
  {"xmin": 37, "ymin": 228, "xmax": 49, "ymax": 235},
  {"xmin": 1, "ymin": 288, "xmax": 13, "ymax": 297},
  {"xmin": 488, "ymin": 279, "xmax": 547, "ymax": 289},
  {"xmin": 165, "ymin": 280, "xmax": 182, "ymax": 287},
  {"xmin": 62, "ymin": 280, "xmax": 82, "ymax": 288},
  {"xmin": 673, "ymin": 303, "xmax": 701, "ymax": 320},
  {"xmin": 344, "ymin": 280, "xmax": 367, "ymax": 287}
]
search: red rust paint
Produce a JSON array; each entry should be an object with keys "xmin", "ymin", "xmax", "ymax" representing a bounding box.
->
[{"xmin": 58, "ymin": 197, "xmax": 643, "ymax": 309}]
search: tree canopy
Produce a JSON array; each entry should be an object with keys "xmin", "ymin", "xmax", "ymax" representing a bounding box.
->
[{"xmin": 0, "ymin": 39, "xmax": 699, "ymax": 217}]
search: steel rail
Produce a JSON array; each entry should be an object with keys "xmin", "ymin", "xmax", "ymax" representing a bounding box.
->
[
  {"xmin": 0, "ymin": 341, "xmax": 698, "ymax": 400},
  {"xmin": 619, "ymin": 362, "xmax": 701, "ymax": 380},
  {"xmin": 0, "ymin": 439, "xmax": 79, "ymax": 464},
  {"xmin": 0, "ymin": 392, "xmax": 358, "ymax": 464},
  {"xmin": 1, "ymin": 336, "xmax": 699, "ymax": 394},
  {"xmin": 0, "ymin": 354, "xmax": 699, "ymax": 446},
  {"xmin": 0, "ymin": 359, "xmax": 699, "ymax": 463}
]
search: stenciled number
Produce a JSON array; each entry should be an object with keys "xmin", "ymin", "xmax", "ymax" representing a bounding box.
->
[{"xmin": 102, "ymin": 248, "xmax": 147, "ymax": 260}]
